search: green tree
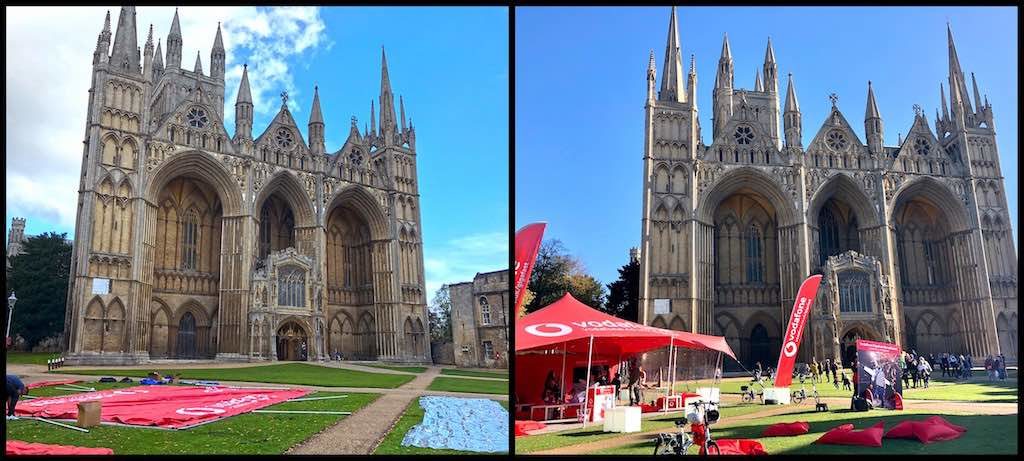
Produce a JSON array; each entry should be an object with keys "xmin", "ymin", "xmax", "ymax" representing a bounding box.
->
[
  {"xmin": 7, "ymin": 232, "xmax": 72, "ymax": 348},
  {"xmin": 428, "ymin": 284, "xmax": 452, "ymax": 342},
  {"xmin": 605, "ymin": 258, "xmax": 640, "ymax": 321},
  {"xmin": 524, "ymin": 239, "xmax": 606, "ymax": 314}
]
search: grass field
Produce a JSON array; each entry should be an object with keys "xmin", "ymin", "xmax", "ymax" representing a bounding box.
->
[
  {"xmin": 52, "ymin": 363, "xmax": 415, "ymax": 389},
  {"xmin": 441, "ymin": 368, "xmax": 508, "ymax": 380},
  {"xmin": 674, "ymin": 371, "xmax": 1017, "ymax": 402},
  {"xmin": 514, "ymin": 404, "xmax": 767, "ymax": 454},
  {"xmin": 427, "ymin": 376, "xmax": 508, "ymax": 394},
  {"xmin": 594, "ymin": 409, "xmax": 1017, "ymax": 454},
  {"xmin": 375, "ymin": 398, "xmax": 509, "ymax": 455},
  {"xmin": 6, "ymin": 390, "xmax": 379, "ymax": 455},
  {"xmin": 6, "ymin": 352, "xmax": 61, "ymax": 365},
  {"xmin": 362, "ymin": 364, "xmax": 427, "ymax": 374}
]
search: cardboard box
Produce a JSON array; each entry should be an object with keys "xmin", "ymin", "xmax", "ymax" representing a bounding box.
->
[{"xmin": 77, "ymin": 401, "xmax": 101, "ymax": 428}]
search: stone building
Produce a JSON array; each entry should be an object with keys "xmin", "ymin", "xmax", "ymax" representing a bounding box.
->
[
  {"xmin": 450, "ymin": 270, "xmax": 509, "ymax": 368},
  {"xmin": 639, "ymin": 8, "xmax": 1017, "ymax": 369},
  {"xmin": 63, "ymin": 8, "xmax": 429, "ymax": 365},
  {"xmin": 6, "ymin": 218, "xmax": 27, "ymax": 269}
]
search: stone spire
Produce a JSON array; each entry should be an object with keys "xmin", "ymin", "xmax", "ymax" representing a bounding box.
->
[
  {"xmin": 763, "ymin": 37, "xmax": 778, "ymax": 94},
  {"xmin": 194, "ymin": 50, "xmax": 203, "ymax": 75},
  {"xmin": 865, "ymin": 81, "xmax": 884, "ymax": 154},
  {"xmin": 970, "ymin": 72, "xmax": 983, "ymax": 112},
  {"xmin": 153, "ymin": 39, "xmax": 164, "ymax": 75},
  {"xmin": 713, "ymin": 33, "xmax": 734, "ymax": 140},
  {"xmin": 166, "ymin": 8, "xmax": 182, "ymax": 69},
  {"xmin": 715, "ymin": 33, "xmax": 733, "ymax": 89},
  {"xmin": 308, "ymin": 85, "xmax": 325, "ymax": 154},
  {"xmin": 109, "ymin": 7, "xmax": 140, "ymax": 74},
  {"xmin": 686, "ymin": 54, "xmax": 697, "ymax": 109},
  {"xmin": 94, "ymin": 10, "xmax": 112, "ymax": 65},
  {"xmin": 370, "ymin": 100, "xmax": 376, "ymax": 137},
  {"xmin": 143, "ymin": 24, "xmax": 154, "ymax": 79},
  {"xmin": 646, "ymin": 49, "xmax": 657, "ymax": 102},
  {"xmin": 658, "ymin": 6, "xmax": 684, "ymax": 103},
  {"xmin": 400, "ymin": 95, "xmax": 407, "ymax": 133},
  {"xmin": 211, "ymin": 22, "xmax": 225, "ymax": 80},
  {"xmin": 939, "ymin": 83, "xmax": 949, "ymax": 121},
  {"xmin": 783, "ymin": 73, "xmax": 801, "ymax": 148},
  {"xmin": 234, "ymin": 64, "xmax": 253, "ymax": 140},
  {"xmin": 754, "ymin": 70, "xmax": 763, "ymax": 92},
  {"xmin": 947, "ymin": 23, "xmax": 973, "ymax": 114},
  {"xmin": 379, "ymin": 47, "xmax": 397, "ymax": 143}
]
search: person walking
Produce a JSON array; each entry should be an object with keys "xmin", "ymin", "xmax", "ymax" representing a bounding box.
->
[
  {"xmin": 831, "ymin": 358, "xmax": 839, "ymax": 383},
  {"xmin": 628, "ymin": 359, "xmax": 643, "ymax": 406},
  {"xmin": 957, "ymin": 354, "xmax": 966, "ymax": 380},
  {"xmin": 902, "ymin": 359, "xmax": 911, "ymax": 389},
  {"xmin": 918, "ymin": 356, "xmax": 932, "ymax": 389},
  {"xmin": 997, "ymin": 354, "xmax": 1007, "ymax": 380},
  {"xmin": 940, "ymin": 353, "xmax": 948, "ymax": 377},
  {"xmin": 985, "ymin": 355, "xmax": 995, "ymax": 381},
  {"xmin": 810, "ymin": 359, "xmax": 819, "ymax": 384}
]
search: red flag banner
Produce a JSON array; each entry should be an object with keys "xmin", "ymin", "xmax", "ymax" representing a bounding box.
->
[
  {"xmin": 514, "ymin": 222, "xmax": 546, "ymax": 317},
  {"xmin": 774, "ymin": 274, "xmax": 823, "ymax": 388},
  {"xmin": 16, "ymin": 385, "xmax": 310, "ymax": 429}
]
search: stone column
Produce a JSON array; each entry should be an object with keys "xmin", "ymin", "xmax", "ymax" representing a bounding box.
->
[{"xmin": 216, "ymin": 214, "xmax": 253, "ymax": 361}]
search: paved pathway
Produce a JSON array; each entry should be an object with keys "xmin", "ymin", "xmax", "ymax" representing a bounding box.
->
[{"xmin": 288, "ymin": 367, "xmax": 442, "ymax": 454}]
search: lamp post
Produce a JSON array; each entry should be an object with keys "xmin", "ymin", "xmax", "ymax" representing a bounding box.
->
[{"xmin": 6, "ymin": 291, "xmax": 16, "ymax": 347}]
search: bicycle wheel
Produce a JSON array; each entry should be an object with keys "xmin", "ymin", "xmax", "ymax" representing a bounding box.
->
[
  {"xmin": 705, "ymin": 441, "xmax": 721, "ymax": 456},
  {"xmin": 741, "ymin": 393, "xmax": 752, "ymax": 403},
  {"xmin": 791, "ymin": 391, "xmax": 805, "ymax": 404}
]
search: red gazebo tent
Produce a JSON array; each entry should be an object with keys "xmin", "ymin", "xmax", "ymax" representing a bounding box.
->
[{"xmin": 516, "ymin": 293, "xmax": 735, "ymax": 424}]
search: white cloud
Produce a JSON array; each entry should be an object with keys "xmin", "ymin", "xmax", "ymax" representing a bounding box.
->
[
  {"xmin": 422, "ymin": 231, "xmax": 509, "ymax": 300},
  {"xmin": 4, "ymin": 6, "xmax": 329, "ymax": 233}
]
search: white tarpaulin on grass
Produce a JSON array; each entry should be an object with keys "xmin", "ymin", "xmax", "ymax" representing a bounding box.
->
[{"xmin": 401, "ymin": 396, "xmax": 509, "ymax": 453}]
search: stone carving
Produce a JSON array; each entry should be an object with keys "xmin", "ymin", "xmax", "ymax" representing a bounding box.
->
[
  {"xmin": 220, "ymin": 154, "xmax": 250, "ymax": 191},
  {"xmin": 253, "ymin": 163, "xmax": 273, "ymax": 194},
  {"xmin": 883, "ymin": 171, "xmax": 906, "ymax": 201},
  {"xmin": 697, "ymin": 162, "xmax": 725, "ymax": 197}
]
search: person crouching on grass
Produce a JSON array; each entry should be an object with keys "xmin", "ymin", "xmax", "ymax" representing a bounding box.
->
[{"xmin": 6, "ymin": 374, "xmax": 28, "ymax": 420}]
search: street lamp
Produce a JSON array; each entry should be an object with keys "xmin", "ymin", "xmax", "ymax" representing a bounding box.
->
[{"xmin": 6, "ymin": 291, "xmax": 16, "ymax": 347}]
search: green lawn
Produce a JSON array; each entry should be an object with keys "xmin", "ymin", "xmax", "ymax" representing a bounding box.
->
[
  {"xmin": 595, "ymin": 408, "xmax": 1017, "ymax": 454},
  {"xmin": 427, "ymin": 376, "xmax": 508, "ymax": 395},
  {"xmin": 515, "ymin": 404, "xmax": 767, "ymax": 454},
  {"xmin": 26, "ymin": 381, "xmax": 141, "ymax": 397},
  {"xmin": 441, "ymin": 368, "xmax": 508, "ymax": 380},
  {"xmin": 6, "ymin": 391, "xmax": 380, "ymax": 455},
  {"xmin": 675, "ymin": 372, "xmax": 1017, "ymax": 402},
  {"xmin": 363, "ymin": 364, "xmax": 427, "ymax": 374},
  {"xmin": 375, "ymin": 398, "xmax": 509, "ymax": 455},
  {"xmin": 52, "ymin": 363, "xmax": 415, "ymax": 389},
  {"xmin": 6, "ymin": 352, "xmax": 62, "ymax": 365}
]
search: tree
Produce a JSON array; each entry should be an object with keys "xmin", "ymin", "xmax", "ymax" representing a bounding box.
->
[
  {"xmin": 605, "ymin": 258, "xmax": 640, "ymax": 321},
  {"xmin": 6, "ymin": 232, "xmax": 72, "ymax": 349},
  {"xmin": 428, "ymin": 284, "xmax": 452, "ymax": 342},
  {"xmin": 524, "ymin": 239, "xmax": 606, "ymax": 314}
]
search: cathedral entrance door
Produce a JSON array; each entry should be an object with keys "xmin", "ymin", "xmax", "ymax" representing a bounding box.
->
[
  {"xmin": 176, "ymin": 312, "xmax": 197, "ymax": 359},
  {"xmin": 276, "ymin": 322, "xmax": 308, "ymax": 361},
  {"xmin": 749, "ymin": 324, "xmax": 771, "ymax": 370},
  {"xmin": 840, "ymin": 327, "xmax": 873, "ymax": 368}
]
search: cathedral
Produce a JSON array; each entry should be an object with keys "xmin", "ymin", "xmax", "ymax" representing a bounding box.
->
[
  {"xmin": 638, "ymin": 8, "xmax": 1017, "ymax": 370},
  {"xmin": 63, "ymin": 8, "xmax": 429, "ymax": 364}
]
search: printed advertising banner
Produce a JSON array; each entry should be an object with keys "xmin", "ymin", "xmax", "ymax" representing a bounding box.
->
[
  {"xmin": 856, "ymin": 339, "xmax": 903, "ymax": 410},
  {"xmin": 774, "ymin": 274, "xmax": 823, "ymax": 388},
  {"xmin": 514, "ymin": 222, "xmax": 546, "ymax": 317},
  {"xmin": 16, "ymin": 385, "xmax": 310, "ymax": 429}
]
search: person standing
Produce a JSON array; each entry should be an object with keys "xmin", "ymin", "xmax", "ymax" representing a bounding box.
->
[
  {"xmin": 985, "ymin": 355, "xmax": 994, "ymax": 381},
  {"xmin": 6, "ymin": 375, "xmax": 27, "ymax": 419},
  {"xmin": 809, "ymin": 359, "xmax": 819, "ymax": 383},
  {"xmin": 998, "ymin": 354, "xmax": 1007, "ymax": 380},
  {"xmin": 940, "ymin": 353, "xmax": 947, "ymax": 377},
  {"xmin": 918, "ymin": 355, "xmax": 932, "ymax": 388},
  {"xmin": 628, "ymin": 359, "xmax": 642, "ymax": 406}
]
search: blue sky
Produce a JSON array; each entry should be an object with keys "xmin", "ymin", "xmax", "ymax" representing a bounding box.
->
[
  {"xmin": 515, "ymin": 6, "xmax": 1018, "ymax": 287},
  {"xmin": 6, "ymin": 6, "xmax": 508, "ymax": 297}
]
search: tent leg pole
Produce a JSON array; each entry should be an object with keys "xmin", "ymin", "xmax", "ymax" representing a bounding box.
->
[
  {"xmin": 559, "ymin": 342, "xmax": 567, "ymax": 407},
  {"xmin": 583, "ymin": 335, "xmax": 593, "ymax": 429}
]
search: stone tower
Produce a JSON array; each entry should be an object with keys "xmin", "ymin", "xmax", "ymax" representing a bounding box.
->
[
  {"xmin": 64, "ymin": 9, "xmax": 430, "ymax": 365},
  {"xmin": 6, "ymin": 217, "xmax": 27, "ymax": 268},
  {"xmin": 638, "ymin": 9, "xmax": 1017, "ymax": 368}
]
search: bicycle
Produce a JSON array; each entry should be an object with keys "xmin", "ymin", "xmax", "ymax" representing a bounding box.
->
[
  {"xmin": 653, "ymin": 400, "xmax": 721, "ymax": 455},
  {"xmin": 791, "ymin": 373, "xmax": 809, "ymax": 404},
  {"xmin": 741, "ymin": 376, "xmax": 765, "ymax": 404}
]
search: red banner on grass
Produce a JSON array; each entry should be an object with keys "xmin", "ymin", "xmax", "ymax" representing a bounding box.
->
[
  {"xmin": 7, "ymin": 440, "xmax": 114, "ymax": 456},
  {"xmin": 16, "ymin": 385, "xmax": 310, "ymax": 429},
  {"xmin": 774, "ymin": 274, "xmax": 823, "ymax": 388},
  {"xmin": 514, "ymin": 222, "xmax": 546, "ymax": 318}
]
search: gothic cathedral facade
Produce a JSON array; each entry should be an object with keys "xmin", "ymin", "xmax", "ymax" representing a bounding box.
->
[
  {"xmin": 639, "ymin": 8, "xmax": 1017, "ymax": 369},
  {"xmin": 64, "ymin": 8, "xmax": 429, "ymax": 364}
]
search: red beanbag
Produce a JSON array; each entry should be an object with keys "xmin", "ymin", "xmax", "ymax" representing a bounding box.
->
[
  {"xmin": 816, "ymin": 421, "xmax": 885, "ymax": 447},
  {"xmin": 884, "ymin": 420, "xmax": 918, "ymax": 439},
  {"xmin": 885, "ymin": 416, "xmax": 967, "ymax": 444},
  {"xmin": 923, "ymin": 416, "xmax": 967, "ymax": 433},
  {"xmin": 713, "ymin": 439, "xmax": 768, "ymax": 455},
  {"xmin": 514, "ymin": 420, "xmax": 546, "ymax": 437},
  {"xmin": 762, "ymin": 421, "xmax": 810, "ymax": 437}
]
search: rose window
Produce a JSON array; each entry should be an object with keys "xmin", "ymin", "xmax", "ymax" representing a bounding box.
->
[
  {"xmin": 275, "ymin": 128, "xmax": 294, "ymax": 149},
  {"xmin": 186, "ymin": 107, "xmax": 208, "ymax": 128},
  {"xmin": 913, "ymin": 137, "xmax": 930, "ymax": 156},
  {"xmin": 733, "ymin": 126, "xmax": 754, "ymax": 145},
  {"xmin": 826, "ymin": 130, "xmax": 848, "ymax": 151},
  {"xmin": 349, "ymin": 150, "xmax": 363, "ymax": 166}
]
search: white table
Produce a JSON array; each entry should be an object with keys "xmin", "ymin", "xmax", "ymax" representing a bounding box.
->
[{"xmin": 603, "ymin": 406, "xmax": 641, "ymax": 433}]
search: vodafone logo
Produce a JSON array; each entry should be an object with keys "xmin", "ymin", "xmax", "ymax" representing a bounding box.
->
[
  {"xmin": 525, "ymin": 323, "xmax": 573, "ymax": 337},
  {"xmin": 176, "ymin": 407, "xmax": 226, "ymax": 416},
  {"xmin": 783, "ymin": 341, "xmax": 798, "ymax": 357}
]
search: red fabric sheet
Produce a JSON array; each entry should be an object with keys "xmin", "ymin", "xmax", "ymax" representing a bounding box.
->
[
  {"xmin": 16, "ymin": 385, "xmax": 309, "ymax": 429},
  {"xmin": 516, "ymin": 293, "xmax": 735, "ymax": 358},
  {"xmin": 25, "ymin": 379, "xmax": 83, "ymax": 390},
  {"xmin": 816, "ymin": 421, "xmax": 885, "ymax": 447},
  {"xmin": 713, "ymin": 438, "xmax": 768, "ymax": 455},
  {"xmin": 6, "ymin": 440, "xmax": 113, "ymax": 455},
  {"xmin": 515, "ymin": 420, "xmax": 547, "ymax": 436},
  {"xmin": 762, "ymin": 421, "xmax": 810, "ymax": 437}
]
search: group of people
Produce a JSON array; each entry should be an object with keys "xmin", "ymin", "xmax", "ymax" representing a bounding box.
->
[
  {"xmin": 806, "ymin": 357, "xmax": 841, "ymax": 387},
  {"xmin": 899, "ymin": 350, "xmax": 933, "ymax": 389},
  {"xmin": 541, "ymin": 358, "xmax": 654, "ymax": 408},
  {"xmin": 983, "ymin": 354, "xmax": 1009, "ymax": 381}
]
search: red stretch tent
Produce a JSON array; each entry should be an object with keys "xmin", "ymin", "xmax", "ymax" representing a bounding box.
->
[
  {"xmin": 516, "ymin": 293, "xmax": 735, "ymax": 358},
  {"xmin": 7, "ymin": 440, "xmax": 114, "ymax": 455},
  {"xmin": 16, "ymin": 385, "xmax": 310, "ymax": 429},
  {"xmin": 26, "ymin": 379, "xmax": 83, "ymax": 390}
]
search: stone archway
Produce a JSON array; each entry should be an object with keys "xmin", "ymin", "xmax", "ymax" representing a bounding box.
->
[
  {"xmin": 840, "ymin": 323, "xmax": 879, "ymax": 368},
  {"xmin": 277, "ymin": 320, "xmax": 310, "ymax": 361}
]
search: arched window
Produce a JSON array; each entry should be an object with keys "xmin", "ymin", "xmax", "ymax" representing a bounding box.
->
[
  {"xmin": 480, "ymin": 296, "xmax": 491, "ymax": 325},
  {"xmin": 283, "ymin": 209, "xmax": 295, "ymax": 249},
  {"xmin": 819, "ymin": 206, "xmax": 839, "ymax": 267},
  {"xmin": 259, "ymin": 204, "xmax": 271, "ymax": 260},
  {"xmin": 924, "ymin": 240, "xmax": 938, "ymax": 286},
  {"xmin": 278, "ymin": 266, "xmax": 306, "ymax": 307},
  {"xmin": 838, "ymin": 271, "xmax": 871, "ymax": 313},
  {"xmin": 746, "ymin": 224, "xmax": 763, "ymax": 283},
  {"xmin": 182, "ymin": 209, "xmax": 199, "ymax": 270}
]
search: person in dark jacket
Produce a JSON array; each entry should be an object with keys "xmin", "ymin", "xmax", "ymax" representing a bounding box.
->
[{"xmin": 6, "ymin": 375, "xmax": 28, "ymax": 419}]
